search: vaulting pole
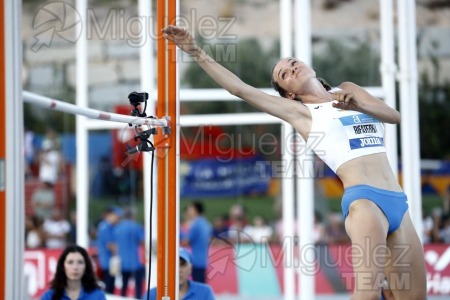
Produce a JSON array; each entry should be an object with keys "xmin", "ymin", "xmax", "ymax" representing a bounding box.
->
[{"xmin": 157, "ymin": 0, "xmax": 179, "ymax": 298}]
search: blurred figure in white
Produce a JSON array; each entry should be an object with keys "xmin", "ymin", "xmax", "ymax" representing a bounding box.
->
[
  {"xmin": 38, "ymin": 139, "xmax": 62, "ymax": 187},
  {"xmin": 43, "ymin": 208, "xmax": 71, "ymax": 249},
  {"xmin": 246, "ymin": 216, "xmax": 273, "ymax": 243}
]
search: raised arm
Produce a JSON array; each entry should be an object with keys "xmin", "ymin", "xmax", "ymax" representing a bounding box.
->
[
  {"xmin": 332, "ymin": 81, "xmax": 401, "ymax": 124},
  {"xmin": 162, "ymin": 25, "xmax": 306, "ymax": 123}
]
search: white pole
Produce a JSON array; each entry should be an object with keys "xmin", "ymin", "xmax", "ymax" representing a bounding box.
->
[
  {"xmin": 380, "ymin": 0, "xmax": 399, "ymax": 178},
  {"xmin": 397, "ymin": 0, "xmax": 423, "ymax": 238},
  {"xmin": 406, "ymin": 1, "xmax": 423, "ymax": 237},
  {"xmin": 5, "ymin": 0, "xmax": 24, "ymax": 299},
  {"xmin": 181, "ymin": 113, "xmax": 281, "ymax": 126},
  {"xmin": 294, "ymin": 0, "xmax": 314, "ymax": 299},
  {"xmin": 76, "ymin": 0, "xmax": 89, "ymax": 248},
  {"xmin": 77, "ymin": 87, "xmax": 381, "ymax": 103},
  {"xmin": 281, "ymin": 122, "xmax": 296, "ymax": 300},
  {"xmin": 280, "ymin": 0, "xmax": 292, "ymax": 58},
  {"xmin": 280, "ymin": 0, "xmax": 295, "ymax": 298},
  {"xmin": 294, "ymin": 0, "xmax": 311, "ymax": 64},
  {"xmin": 138, "ymin": 0, "xmax": 157, "ymax": 287}
]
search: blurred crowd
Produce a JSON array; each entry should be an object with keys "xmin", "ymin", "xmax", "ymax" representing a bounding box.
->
[
  {"xmin": 200, "ymin": 203, "xmax": 351, "ymax": 246},
  {"xmin": 422, "ymin": 187, "xmax": 450, "ymax": 244},
  {"xmin": 24, "ymin": 127, "xmax": 72, "ymax": 250}
]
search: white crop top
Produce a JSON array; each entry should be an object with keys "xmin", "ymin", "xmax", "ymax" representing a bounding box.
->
[{"xmin": 304, "ymin": 90, "xmax": 386, "ymax": 173}]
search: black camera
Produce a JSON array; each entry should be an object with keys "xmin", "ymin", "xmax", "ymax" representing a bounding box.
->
[{"xmin": 128, "ymin": 92, "xmax": 149, "ymax": 106}]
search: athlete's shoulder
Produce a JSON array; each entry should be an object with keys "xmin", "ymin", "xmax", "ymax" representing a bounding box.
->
[{"xmin": 337, "ymin": 81, "xmax": 363, "ymax": 92}]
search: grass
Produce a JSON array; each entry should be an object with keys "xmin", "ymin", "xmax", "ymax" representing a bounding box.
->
[
  {"xmin": 180, "ymin": 196, "xmax": 277, "ymax": 223},
  {"xmin": 85, "ymin": 195, "xmax": 277, "ymax": 226},
  {"xmin": 84, "ymin": 194, "xmax": 445, "ymax": 227}
]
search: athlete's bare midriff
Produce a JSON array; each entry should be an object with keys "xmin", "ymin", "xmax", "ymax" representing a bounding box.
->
[{"xmin": 336, "ymin": 153, "xmax": 403, "ymax": 192}]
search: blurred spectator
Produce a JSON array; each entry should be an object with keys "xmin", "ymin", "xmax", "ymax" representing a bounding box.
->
[
  {"xmin": 326, "ymin": 213, "xmax": 350, "ymax": 244},
  {"xmin": 38, "ymin": 139, "xmax": 62, "ymax": 186},
  {"xmin": 312, "ymin": 211, "xmax": 327, "ymax": 245},
  {"xmin": 181, "ymin": 201, "xmax": 212, "ymax": 283},
  {"xmin": 68, "ymin": 210, "xmax": 77, "ymax": 245},
  {"xmin": 246, "ymin": 216, "xmax": 273, "ymax": 243},
  {"xmin": 444, "ymin": 184, "xmax": 450, "ymax": 216},
  {"xmin": 114, "ymin": 208, "xmax": 145, "ymax": 298},
  {"xmin": 113, "ymin": 167, "xmax": 132, "ymax": 202},
  {"xmin": 228, "ymin": 204, "xmax": 247, "ymax": 227},
  {"xmin": 211, "ymin": 215, "xmax": 229, "ymax": 243},
  {"xmin": 92, "ymin": 156, "xmax": 116, "ymax": 198},
  {"xmin": 43, "ymin": 127, "xmax": 61, "ymax": 151},
  {"xmin": 274, "ymin": 212, "xmax": 327, "ymax": 245},
  {"xmin": 25, "ymin": 215, "xmax": 45, "ymax": 249},
  {"xmin": 42, "ymin": 208, "xmax": 71, "ymax": 249},
  {"xmin": 180, "ymin": 206, "xmax": 192, "ymax": 242},
  {"xmin": 422, "ymin": 208, "xmax": 433, "ymax": 244},
  {"xmin": 31, "ymin": 181, "xmax": 55, "ymax": 220},
  {"xmin": 96, "ymin": 206, "xmax": 123, "ymax": 294},
  {"xmin": 439, "ymin": 215, "xmax": 450, "ymax": 243},
  {"xmin": 274, "ymin": 216, "xmax": 286, "ymax": 244},
  {"xmin": 431, "ymin": 207, "xmax": 443, "ymax": 243},
  {"xmin": 227, "ymin": 204, "xmax": 252, "ymax": 244},
  {"xmin": 142, "ymin": 248, "xmax": 215, "ymax": 300},
  {"xmin": 24, "ymin": 127, "xmax": 35, "ymax": 178},
  {"xmin": 89, "ymin": 225, "xmax": 99, "ymax": 247}
]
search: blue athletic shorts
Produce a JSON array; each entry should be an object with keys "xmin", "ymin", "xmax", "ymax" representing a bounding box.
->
[{"xmin": 341, "ymin": 185, "xmax": 409, "ymax": 234}]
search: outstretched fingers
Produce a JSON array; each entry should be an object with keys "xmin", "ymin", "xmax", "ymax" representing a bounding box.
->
[
  {"xmin": 162, "ymin": 25, "xmax": 187, "ymax": 37},
  {"xmin": 331, "ymin": 90, "xmax": 358, "ymax": 110}
]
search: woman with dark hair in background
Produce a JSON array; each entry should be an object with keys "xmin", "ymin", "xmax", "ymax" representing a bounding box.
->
[{"xmin": 41, "ymin": 245, "xmax": 106, "ymax": 300}]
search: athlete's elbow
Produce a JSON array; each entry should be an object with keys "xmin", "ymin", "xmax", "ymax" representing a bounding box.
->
[
  {"xmin": 391, "ymin": 111, "xmax": 401, "ymax": 124},
  {"xmin": 229, "ymin": 86, "xmax": 243, "ymax": 98},
  {"xmin": 385, "ymin": 112, "xmax": 401, "ymax": 124},
  {"xmin": 229, "ymin": 83, "xmax": 250, "ymax": 99}
]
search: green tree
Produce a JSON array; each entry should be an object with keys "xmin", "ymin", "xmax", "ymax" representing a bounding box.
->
[
  {"xmin": 418, "ymin": 66, "xmax": 450, "ymax": 159},
  {"xmin": 312, "ymin": 39, "xmax": 381, "ymax": 87}
]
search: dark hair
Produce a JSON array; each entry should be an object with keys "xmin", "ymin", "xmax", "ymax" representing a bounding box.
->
[
  {"xmin": 50, "ymin": 245, "xmax": 100, "ymax": 300},
  {"xmin": 271, "ymin": 63, "xmax": 288, "ymax": 98},
  {"xmin": 190, "ymin": 201, "xmax": 204, "ymax": 215},
  {"xmin": 270, "ymin": 61, "xmax": 332, "ymax": 99}
]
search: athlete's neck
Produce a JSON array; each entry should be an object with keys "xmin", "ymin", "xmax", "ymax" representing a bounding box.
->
[{"xmin": 297, "ymin": 79, "xmax": 333, "ymax": 104}]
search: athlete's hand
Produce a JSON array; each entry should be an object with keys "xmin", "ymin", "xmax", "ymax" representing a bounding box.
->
[
  {"xmin": 331, "ymin": 90, "xmax": 360, "ymax": 111},
  {"xmin": 162, "ymin": 25, "xmax": 199, "ymax": 55}
]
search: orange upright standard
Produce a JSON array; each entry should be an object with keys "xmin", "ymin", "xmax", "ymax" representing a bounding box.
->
[{"xmin": 156, "ymin": 0, "xmax": 178, "ymax": 299}]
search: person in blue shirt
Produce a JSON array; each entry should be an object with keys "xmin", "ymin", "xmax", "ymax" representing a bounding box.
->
[
  {"xmin": 114, "ymin": 208, "xmax": 145, "ymax": 298},
  {"xmin": 96, "ymin": 206, "xmax": 122, "ymax": 293},
  {"xmin": 41, "ymin": 245, "xmax": 106, "ymax": 300},
  {"xmin": 142, "ymin": 248, "xmax": 215, "ymax": 300},
  {"xmin": 181, "ymin": 201, "xmax": 212, "ymax": 283}
]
